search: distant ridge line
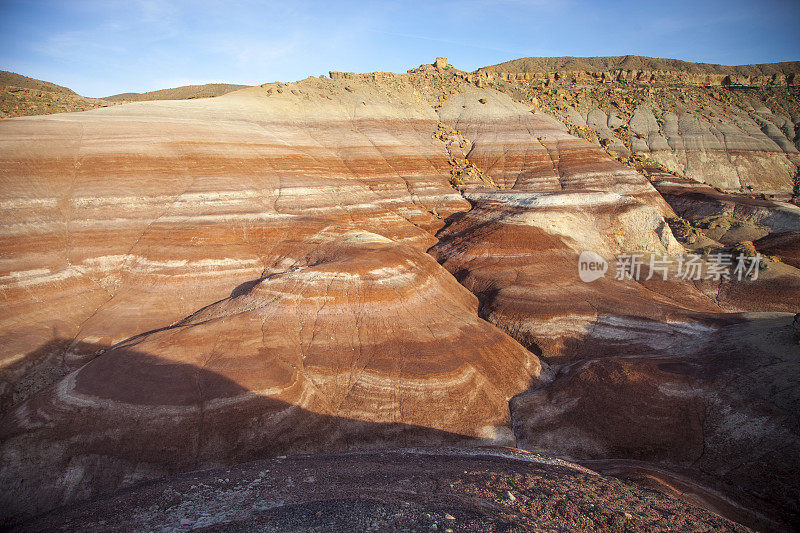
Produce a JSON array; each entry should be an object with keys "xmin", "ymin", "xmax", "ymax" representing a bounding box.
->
[{"xmin": 476, "ymin": 55, "xmax": 800, "ymax": 77}]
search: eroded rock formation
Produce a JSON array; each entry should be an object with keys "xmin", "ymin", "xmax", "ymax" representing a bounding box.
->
[
  {"xmin": 477, "ymin": 56, "xmax": 800, "ymax": 196},
  {"xmin": 1, "ymin": 59, "xmax": 799, "ymax": 530}
]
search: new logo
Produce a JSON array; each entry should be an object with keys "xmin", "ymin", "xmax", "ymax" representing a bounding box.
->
[{"xmin": 578, "ymin": 250, "xmax": 608, "ymax": 282}]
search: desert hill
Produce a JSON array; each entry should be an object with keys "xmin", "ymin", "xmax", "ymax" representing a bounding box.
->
[
  {"xmin": 1, "ymin": 57, "xmax": 799, "ymax": 530},
  {"xmin": 3, "ymin": 55, "xmax": 799, "ymax": 196},
  {"xmin": 0, "ymin": 69, "xmax": 106, "ymax": 118},
  {"xmin": 0, "ymin": 70, "xmax": 81, "ymax": 94},
  {"xmin": 0, "ymin": 71, "xmax": 251, "ymax": 118},
  {"xmin": 105, "ymin": 83, "xmax": 250, "ymax": 102}
]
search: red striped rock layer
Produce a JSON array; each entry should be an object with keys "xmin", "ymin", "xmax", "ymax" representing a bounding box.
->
[
  {"xmin": 429, "ymin": 189, "xmax": 718, "ymax": 363},
  {"xmin": 433, "ymin": 88, "xmax": 800, "ymax": 357},
  {"xmin": 649, "ymin": 175, "xmax": 800, "ymax": 311},
  {"xmin": 0, "ymin": 228, "xmax": 539, "ymax": 519},
  {"xmin": 1, "ymin": 73, "xmax": 797, "ymax": 526},
  {"xmin": 429, "ymin": 88, "xmax": 800, "ymax": 527},
  {"xmin": 652, "ymin": 175, "xmax": 800, "ymax": 236},
  {"xmin": 0, "ymin": 79, "xmax": 470, "ymax": 410},
  {"xmin": 432, "ymin": 89, "xmax": 708, "ymax": 361},
  {"xmin": 0, "ymin": 79, "xmax": 548, "ymax": 520}
]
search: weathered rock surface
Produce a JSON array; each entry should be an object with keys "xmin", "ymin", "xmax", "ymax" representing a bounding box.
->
[
  {"xmin": 512, "ymin": 312, "xmax": 799, "ymax": 531},
  {"xmin": 650, "ymin": 175, "xmax": 800, "ymax": 306},
  {"xmin": 755, "ymin": 232, "xmax": 800, "ymax": 268},
  {"xmin": 652, "ymin": 176, "xmax": 800, "ymax": 238},
  {"xmin": 0, "ymin": 225, "xmax": 540, "ymax": 520},
  {"xmin": 0, "ymin": 77, "xmax": 543, "ymax": 522},
  {"xmin": 0, "ymin": 79, "xmax": 468, "ymax": 411}
]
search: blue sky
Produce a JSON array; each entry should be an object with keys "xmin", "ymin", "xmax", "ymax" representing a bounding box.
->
[{"xmin": 1, "ymin": 0, "xmax": 798, "ymax": 97}]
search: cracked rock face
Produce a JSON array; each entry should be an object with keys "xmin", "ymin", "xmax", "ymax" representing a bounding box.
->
[{"xmin": 1, "ymin": 65, "xmax": 799, "ymax": 531}]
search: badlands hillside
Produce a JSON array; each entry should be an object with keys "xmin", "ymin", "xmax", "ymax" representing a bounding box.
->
[
  {"xmin": 1, "ymin": 57, "xmax": 799, "ymax": 531},
  {"xmin": 0, "ymin": 71, "xmax": 246, "ymax": 118},
  {"xmin": 0, "ymin": 71, "xmax": 108, "ymax": 118},
  {"xmin": 476, "ymin": 56, "xmax": 800, "ymax": 196}
]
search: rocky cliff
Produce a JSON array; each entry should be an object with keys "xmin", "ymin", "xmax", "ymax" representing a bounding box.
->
[
  {"xmin": 476, "ymin": 56, "xmax": 800, "ymax": 196},
  {"xmin": 477, "ymin": 56, "xmax": 800, "ymax": 87}
]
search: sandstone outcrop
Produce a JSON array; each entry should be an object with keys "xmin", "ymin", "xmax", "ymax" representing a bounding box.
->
[{"xmin": 477, "ymin": 56, "xmax": 800, "ymax": 87}]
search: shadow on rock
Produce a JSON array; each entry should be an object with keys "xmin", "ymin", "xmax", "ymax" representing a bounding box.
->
[
  {"xmin": 509, "ymin": 312, "xmax": 800, "ymax": 531},
  {"xmin": 0, "ymin": 338, "xmax": 482, "ymax": 526}
]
